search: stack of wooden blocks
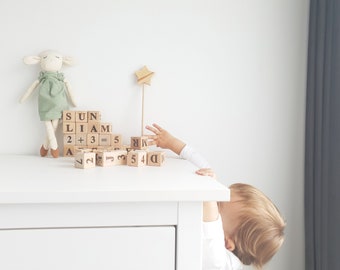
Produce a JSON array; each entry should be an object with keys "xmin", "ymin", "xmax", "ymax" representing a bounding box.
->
[{"xmin": 62, "ymin": 110, "xmax": 165, "ymax": 169}]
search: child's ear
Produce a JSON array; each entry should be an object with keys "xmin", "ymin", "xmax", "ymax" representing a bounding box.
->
[
  {"xmin": 225, "ymin": 238, "xmax": 236, "ymax": 251},
  {"xmin": 23, "ymin": 56, "xmax": 41, "ymax": 65}
]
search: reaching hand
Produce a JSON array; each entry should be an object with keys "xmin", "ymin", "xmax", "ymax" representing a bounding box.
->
[{"xmin": 145, "ymin": 123, "xmax": 186, "ymax": 155}]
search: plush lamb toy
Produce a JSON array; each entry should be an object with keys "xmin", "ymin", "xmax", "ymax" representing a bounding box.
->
[{"xmin": 20, "ymin": 50, "xmax": 76, "ymax": 158}]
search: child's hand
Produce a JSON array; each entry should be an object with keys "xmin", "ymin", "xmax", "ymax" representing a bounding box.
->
[
  {"xmin": 196, "ymin": 168, "xmax": 217, "ymax": 179},
  {"xmin": 145, "ymin": 123, "xmax": 185, "ymax": 155}
]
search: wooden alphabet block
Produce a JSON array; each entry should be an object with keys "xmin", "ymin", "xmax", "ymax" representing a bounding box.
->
[
  {"xmin": 75, "ymin": 134, "xmax": 87, "ymax": 146},
  {"xmin": 88, "ymin": 121, "xmax": 101, "ymax": 133},
  {"xmin": 111, "ymin": 134, "xmax": 122, "ymax": 148},
  {"xmin": 99, "ymin": 134, "xmax": 111, "ymax": 146},
  {"xmin": 147, "ymin": 151, "xmax": 165, "ymax": 166},
  {"xmin": 63, "ymin": 145, "xmax": 75, "ymax": 157},
  {"xmin": 111, "ymin": 150, "xmax": 128, "ymax": 165},
  {"xmin": 130, "ymin": 136, "xmax": 148, "ymax": 150},
  {"xmin": 127, "ymin": 150, "xmax": 147, "ymax": 167},
  {"xmin": 75, "ymin": 111, "xmax": 88, "ymax": 123},
  {"xmin": 63, "ymin": 110, "xmax": 75, "ymax": 122},
  {"xmin": 87, "ymin": 133, "xmax": 99, "ymax": 147},
  {"xmin": 87, "ymin": 111, "xmax": 101, "ymax": 122},
  {"xmin": 76, "ymin": 123, "xmax": 88, "ymax": 133},
  {"xmin": 100, "ymin": 123, "xmax": 112, "ymax": 134},
  {"xmin": 63, "ymin": 122, "xmax": 76, "ymax": 133},
  {"xmin": 64, "ymin": 134, "xmax": 75, "ymax": 145},
  {"xmin": 96, "ymin": 151, "xmax": 116, "ymax": 167},
  {"xmin": 74, "ymin": 152, "xmax": 96, "ymax": 169}
]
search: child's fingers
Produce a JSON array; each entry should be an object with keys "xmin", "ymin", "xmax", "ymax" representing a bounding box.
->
[
  {"xmin": 152, "ymin": 123, "xmax": 163, "ymax": 131},
  {"xmin": 196, "ymin": 168, "xmax": 216, "ymax": 178},
  {"xmin": 145, "ymin": 125, "xmax": 159, "ymax": 134}
]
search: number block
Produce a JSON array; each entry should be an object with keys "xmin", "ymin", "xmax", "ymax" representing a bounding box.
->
[
  {"xmin": 111, "ymin": 150, "xmax": 128, "ymax": 165},
  {"xmin": 111, "ymin": 134, "xmax": 122, "ymax": 148},
  {"xmin": 147, "ymin": 151, "xmax": 165, "ymax": 166},
  {"xmin": 87, "ymin": 133, "xmax": 99, "ymax": 147},
  {"xmin": 127, "ymin": 150, "xmax": 147, "ymax": 167},
  {"xmin": 64, "ymin": 134, "xmax": 75, "ymax": 145},
  {"xmin": 74, "ymin": 152, "xmax": 96, "ymax": 169}
]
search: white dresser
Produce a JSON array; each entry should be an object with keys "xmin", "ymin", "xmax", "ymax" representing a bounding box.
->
[{"xmin": 0, "ymin": 155, "xmax": 229, "ymax": 270}]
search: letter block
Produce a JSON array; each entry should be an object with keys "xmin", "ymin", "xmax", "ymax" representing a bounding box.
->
[
  {"xmin": 87, "ymin": 111, "xmax": 101, "ymax": 122},
  {"xmin": 88, "ymin": 121, "xmax": 101, "ymax": 133},
  {"xmin": 63, "ymin": 110, "xmax": 75, "ymax": 122},
  {"xmin": 63, "ymin": 145, "xmax": 75, "ymax": 157},
  {"xmin": 74, "ymin": 152, "xmax": 96, "ymax": 169},
  {"xmin": 63, "ymin": 122, "xmax": 76, "ymax": 133},
  {"xmin": 75, "ymin": 111, "xmax": 88, "ymax": 123},
  {"xmin": 127, "ymin": 150, "xmax": 147, "ymax": 167},
  {"xmin": 96, "ymin": 151, "xmax": 116, "ymax": 167},
  {"xmin": 76, "ymin": 123, "xmax": 88, "ymax": 133},
  {"xmin": 147, "ymin": 151, "xmax": 165, "ymax": 166},
  {"xmin": 130, "ymin": 136, "xmax": 148, "ymax": 150},
  {"xmin": 100, "ymin": 123, "xmax": 112, "ymax": 134}
]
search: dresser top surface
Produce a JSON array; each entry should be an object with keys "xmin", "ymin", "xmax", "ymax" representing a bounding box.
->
[{"xmin": 0, "ymin": 154, "xmax": 230, "ymax": 204}]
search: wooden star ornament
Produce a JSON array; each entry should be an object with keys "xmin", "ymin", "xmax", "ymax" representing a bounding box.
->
[{"xmin": 135, "ymin": 66, "xmax": 154, "ymax": 85}]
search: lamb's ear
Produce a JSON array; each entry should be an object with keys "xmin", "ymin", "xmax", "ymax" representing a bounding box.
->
[
  {"xmin": 23, "ymin": 56, "xmax": 41, "ymax": 65},
  {"xmin": 63, "ymin": 56, "xmax": 74, "ymax": 66}
]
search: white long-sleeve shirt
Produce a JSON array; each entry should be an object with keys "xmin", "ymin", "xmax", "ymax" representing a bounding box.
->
[
  {"xmin": 179, "ymin": 144, "xmax": 211, "ymax": 169},
  {"xmin": 179, "ymin": 145, "xmax": 243, "ymax": 270},
  {"xmin": 202, "ymin": 216, "xmax": 243, "ymax": 270}
]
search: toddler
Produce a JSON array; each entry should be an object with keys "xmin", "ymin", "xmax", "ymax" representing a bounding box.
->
[{"xmin": 146, "ymin": 123, "xmax": 285, "ymax": 270}]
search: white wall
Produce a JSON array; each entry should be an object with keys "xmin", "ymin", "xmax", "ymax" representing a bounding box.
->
[{"xmin": 0, "ymin": 0, "xmax": 308, "ymax": 269}]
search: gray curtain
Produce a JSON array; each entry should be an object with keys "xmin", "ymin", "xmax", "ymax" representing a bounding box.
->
[{"xmin": 305, "ymin": 0, "xmax": 340, "ymax": 269}]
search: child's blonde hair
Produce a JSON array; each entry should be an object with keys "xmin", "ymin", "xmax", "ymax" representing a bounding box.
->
[{"xmin": 226, "ymin": 183, "xmax": 285, "ymax": 269}]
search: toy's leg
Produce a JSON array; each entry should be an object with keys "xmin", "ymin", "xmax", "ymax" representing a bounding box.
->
[{"xmin": 44, "ymin": 120, "xmax": 59, "ymax": 158}]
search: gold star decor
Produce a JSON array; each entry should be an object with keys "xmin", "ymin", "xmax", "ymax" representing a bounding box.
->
[{"xmin": 135, "ymin": 66, "xmax": 154, "ymax": 85}]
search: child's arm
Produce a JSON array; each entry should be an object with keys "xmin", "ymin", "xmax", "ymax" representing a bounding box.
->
[
  {"xmin": 146, "ymin": 123, "xmax": 211, "ymax": 168},
  {"xmin": 197, "ymin": 168, "xmax": 219, "ymax": 222}
]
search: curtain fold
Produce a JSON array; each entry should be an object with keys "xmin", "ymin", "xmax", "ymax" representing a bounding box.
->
[{"xmin": 305, "ymin": 0, "xmax": 340, "ymax": 269}]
